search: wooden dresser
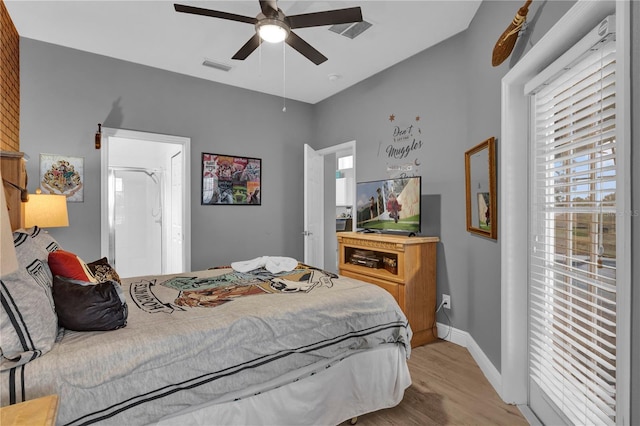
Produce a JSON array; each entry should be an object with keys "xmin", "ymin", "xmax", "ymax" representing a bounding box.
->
[
  {"xmin": 337, "ymin": 232, "xmax": 439, "ymax": 348},
  {"xmin": 1, "ymin": 151, "xmax": 26, "ymax": 230}
]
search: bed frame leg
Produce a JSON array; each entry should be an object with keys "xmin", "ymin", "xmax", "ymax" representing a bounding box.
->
[{"xmin": 350, "ymin": 417, "xmax": 358, "ymax": 425}]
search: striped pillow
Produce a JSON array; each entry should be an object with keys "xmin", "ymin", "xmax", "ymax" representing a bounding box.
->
[
  {"xmin": 26, "ymin": 226, "xmax": 61, "ymax": 254},
  {"xmin": 0, "ymin": 233, "xmax": 58, "ymax": 371}
]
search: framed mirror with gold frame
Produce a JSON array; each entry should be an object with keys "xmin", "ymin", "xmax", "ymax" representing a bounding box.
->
[{"xmin": 465, "ymin": 137, "xmax": 497, "ymax": 240}]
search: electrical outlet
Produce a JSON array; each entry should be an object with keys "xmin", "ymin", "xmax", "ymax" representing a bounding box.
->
[{"xmin": 442, "ymin": 294, "xmax": 451, "ymax": 310}]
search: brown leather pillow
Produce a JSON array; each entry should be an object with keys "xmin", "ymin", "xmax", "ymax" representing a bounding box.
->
[{"xmin": 52, "ymin": 276, "xmax": 127, "ymax": 331}]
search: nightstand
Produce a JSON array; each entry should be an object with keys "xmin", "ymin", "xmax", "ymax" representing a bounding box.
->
[{"xmin": 0, "ymin": 395, "xmax": 58, "ymax": 426}]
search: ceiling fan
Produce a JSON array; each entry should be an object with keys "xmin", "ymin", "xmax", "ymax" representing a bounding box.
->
[{"xmin": 174, "ymin": 1, "xmax": 363, "ymax": 65}]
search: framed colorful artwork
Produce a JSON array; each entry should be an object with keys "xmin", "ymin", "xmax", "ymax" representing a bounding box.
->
[
  {"xmin": 39, "ymin": 154, "xmax": 84, "ymax": 202},
  {"xmin": 201, "ymin": 153, "xmax": 261, "ymax": 205}
]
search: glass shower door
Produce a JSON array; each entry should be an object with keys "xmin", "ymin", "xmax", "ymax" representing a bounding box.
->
[{"xmin": 109, "ymin": 167, "xmax": 163, "ymax": 278}]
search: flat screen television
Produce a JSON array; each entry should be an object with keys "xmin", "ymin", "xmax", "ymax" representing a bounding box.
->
[{"xmin": 355, "ymin": 176, "xmax": 421, "ymax": 234}]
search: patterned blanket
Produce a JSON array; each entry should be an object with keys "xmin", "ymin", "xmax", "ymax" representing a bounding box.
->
[{"xmin": 1, "ymin": 265, "xmax": 411, "ymax": 425}]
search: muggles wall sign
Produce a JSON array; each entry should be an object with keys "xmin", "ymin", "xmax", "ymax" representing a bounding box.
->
[{"xmin": 378, "ymin": 114, "xmax": 425, "ymax": 178}]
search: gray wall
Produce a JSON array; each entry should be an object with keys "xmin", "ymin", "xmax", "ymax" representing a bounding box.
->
[
  {"xmin": 17, "ymin": 2, "xmax": 637, "ymax": 419},
  {"xmin": 312, "ymin": 0, "xmax": 576, "ymax": 371},
  {"xmin": 20, "ymin": 38, "xmax": 314, "ymax": 270}
]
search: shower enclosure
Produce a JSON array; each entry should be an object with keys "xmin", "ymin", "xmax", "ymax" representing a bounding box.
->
[{"xmin": 108, "ymin": 167, "xmax": 164, "ymax": 278}]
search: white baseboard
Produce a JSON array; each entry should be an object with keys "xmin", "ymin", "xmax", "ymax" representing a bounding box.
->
[
  {"xmin": 436, "ymin": 322, "xmax": 502, "ymax": 399},
  {"xmin": 517, "ymin": 404, "xmax": 542, "ymax": 425},
  {"xmin": 435, "ymin": 321, "xmax": 466, "ymax": 346}
]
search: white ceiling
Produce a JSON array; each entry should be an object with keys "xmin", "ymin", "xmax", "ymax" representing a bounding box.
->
[{"xmin": 5, "ymin": 1, "xmax": 481, "ymax": 104}]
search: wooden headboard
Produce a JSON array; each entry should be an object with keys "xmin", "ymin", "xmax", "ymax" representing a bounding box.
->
[{"xmin": 1, "ymin": 151, "xmax": 26, "ymax": 231}]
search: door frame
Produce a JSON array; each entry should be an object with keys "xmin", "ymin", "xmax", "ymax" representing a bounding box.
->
[
  {"xmin": 100, "ymin": 127, "xmax": 191, "ymax": 273},
  {"xmin": 303, "ymin": 140, "xmax": 356, "ymax": 269}
]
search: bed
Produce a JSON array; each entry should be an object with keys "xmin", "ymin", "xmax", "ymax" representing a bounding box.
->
[{"xmin": 0, "ymin": 228, "xmax": 412, "ymax": 425}]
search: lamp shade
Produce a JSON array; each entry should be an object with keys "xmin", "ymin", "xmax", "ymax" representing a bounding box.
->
[
  {"xmin": 24, "ymin": 190, "xmax": 69, "ymax": 228},
  {"xmin": 1, "ymin": 171, "xmax": 19, "ymax": 276}
]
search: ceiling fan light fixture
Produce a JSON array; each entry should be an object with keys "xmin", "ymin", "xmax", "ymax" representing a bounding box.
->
[
  {"xmin": 174, "ymin": 2, "xmax": 363, "ymax": 64},
  {"xmin": 257, "ymin": 19, "xmax": 289, "ymax": 43}
]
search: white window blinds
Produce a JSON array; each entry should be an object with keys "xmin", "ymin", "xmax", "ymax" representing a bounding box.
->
[{"xmin": 528, "ymin": 23, "xmax": 617, "ymax": 426}]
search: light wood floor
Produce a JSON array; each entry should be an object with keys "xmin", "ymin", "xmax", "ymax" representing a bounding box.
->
[{"xmin": 348, "ymin": 340, "xmax": 528, "ymax": 425}]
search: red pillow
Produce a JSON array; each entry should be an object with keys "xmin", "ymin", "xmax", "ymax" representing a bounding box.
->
[{"xmin": 48, "ymin": 250, "xmax": 97, "ymax": 282}]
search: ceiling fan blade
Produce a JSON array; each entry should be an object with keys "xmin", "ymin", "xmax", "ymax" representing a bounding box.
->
[
  {"xmin": 232, "ymin": 34, "xmax": 262, "ymax": 60},
  {"xmin": 174, "ymin": 4, "xmax": 257, "ymax": 25},
  {"xmin": 259, "ymin": 0, "xmax": 278, "ymax": 16},
  {"xmin": 285, "ymin": 31, "xmax": 327, "ymax": 65},
  {"xmin": 288, "ymin": 7, "xmax": 362, "ymax": 29}
]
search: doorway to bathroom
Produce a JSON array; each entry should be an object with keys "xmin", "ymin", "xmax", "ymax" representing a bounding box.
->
[{"xmin": 100, "ymin": 128, "xmax": 191, "ymax": 278}]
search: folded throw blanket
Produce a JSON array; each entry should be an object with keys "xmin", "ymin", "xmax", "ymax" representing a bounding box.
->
[{"xmin": 231, "ymin": 256, "xmax": 298, "ymax": 274}]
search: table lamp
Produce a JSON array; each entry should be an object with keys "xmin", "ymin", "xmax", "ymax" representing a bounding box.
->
[{"xmin": 24, "ymin": 189, "xmax": 69, "ymax": 229}]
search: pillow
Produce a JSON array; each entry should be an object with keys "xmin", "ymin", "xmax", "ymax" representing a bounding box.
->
[
  {"xmin": 0, "ymin": 234, "xmax": 58, "ymax": 370},
  {"xmin": 26, "ymin": 226, "xmax": 61, "ymax": 254},
  {"xmin": 48, "ymin": 250, "xmax": 97, "ymax": 282},
  {"xmin": 87, "ymin": 257, "xmax": 121, "ymax": 284},
  {"xmin": 52, "ymin": 276, "xmax": 127, "ymax": 331},
  {"xmin": 11, "ymin": 227, "xmax": 60, "ymax": 263}
]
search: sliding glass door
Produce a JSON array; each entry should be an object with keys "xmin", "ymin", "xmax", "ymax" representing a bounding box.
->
[{"xmin": 526, "ymin": 16, "xmax": 622, "ymax": 425}]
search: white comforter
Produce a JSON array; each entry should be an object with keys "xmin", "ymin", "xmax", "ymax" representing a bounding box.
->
[{"xmin": 1, "ymin": 266, "xmax": 411, "ymax": 425}]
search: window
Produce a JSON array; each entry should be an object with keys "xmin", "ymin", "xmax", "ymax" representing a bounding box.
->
[
  {"xmin": 528, "ymin": 19, "xmax": 619, "ymax": 425},
  {"xmin": 337, "ymin": 154, "xmax": 353, "ymax": 170}
]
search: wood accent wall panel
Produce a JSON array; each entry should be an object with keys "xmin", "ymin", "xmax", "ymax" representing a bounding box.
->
[
  {"xmin": 0, "ymin": 0, "xmax": 20, "ymax": 152},
  {"xmin": 1, "ymin": 151, "xmax": 25, "ymax": 230}
]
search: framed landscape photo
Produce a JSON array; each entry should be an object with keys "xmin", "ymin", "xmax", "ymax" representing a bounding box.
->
[{"xmin": 201, "ymin": 153, "xmax": 261, "ymax": 205}]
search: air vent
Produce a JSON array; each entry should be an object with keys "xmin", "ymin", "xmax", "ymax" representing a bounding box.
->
[
  {"xmin": 329, "ymin": 20, "xmax": 372, "ymax": 39},
  {"xmin": 202, "ymin": 59, "xmax": 232, "ymax": 72}
]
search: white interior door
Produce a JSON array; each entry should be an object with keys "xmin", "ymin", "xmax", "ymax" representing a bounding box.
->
[
  {"xmin": 303, "ymin": 144, "xmax": 324, "ymax": 267},
  {"xmin": 304, "ymin": 141, "xmax": 356, "ymax": 269}
]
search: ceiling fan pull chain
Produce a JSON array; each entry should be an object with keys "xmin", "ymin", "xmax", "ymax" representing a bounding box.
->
[
  {"xmin": 282, "ymin": 41, "xmax": 287, "ymax": 112},
  {"xmin": 259, "ymin": 38, "xmax": 262, "ymax": 79}
]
